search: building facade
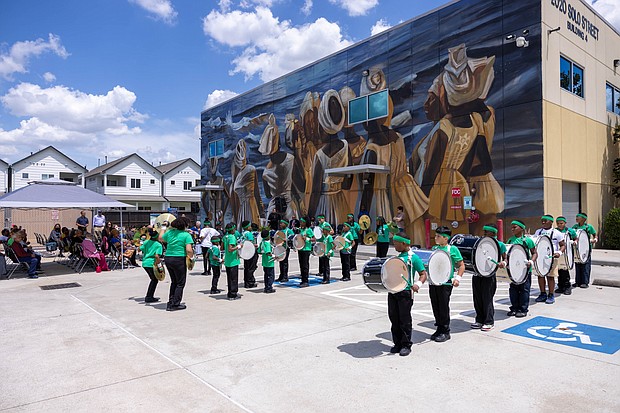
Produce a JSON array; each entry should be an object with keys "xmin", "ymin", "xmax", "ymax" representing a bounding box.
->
[
  {"xmin": 0, "ymin": 160, "xmax": 8, "ymax": 195},
  {"xmin": 200, "ymin": 0, "xmax": 620, "ymax": 244},
  {"xmin": 157, "ymin": 158, "xmax": 201, "ymax": 213}
]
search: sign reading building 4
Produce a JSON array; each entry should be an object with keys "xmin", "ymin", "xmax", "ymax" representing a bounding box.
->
[{"xmin": 550, "ymin": 0, "xmax": 600, "ymax": 42}]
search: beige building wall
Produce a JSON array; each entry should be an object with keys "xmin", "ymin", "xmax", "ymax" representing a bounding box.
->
[{"xmin": 542, "ymin": 0, "xmax": 620, "ymax": 234}]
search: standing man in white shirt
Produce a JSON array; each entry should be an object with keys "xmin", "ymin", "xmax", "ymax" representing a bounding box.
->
[
  {"xmin": 93, "ymin": 210, "xmax": 106, "ymax": 232},
  {"xmin": 199, "ymin": 221, "xmax": 220, "ymax": 275}
]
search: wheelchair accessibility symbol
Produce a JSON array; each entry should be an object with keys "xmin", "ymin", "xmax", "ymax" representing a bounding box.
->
[{"xmin": 502, "ymin": 316, "xmax": 620, "ymax": 354}]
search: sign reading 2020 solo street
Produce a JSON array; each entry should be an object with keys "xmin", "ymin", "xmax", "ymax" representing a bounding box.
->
[{"xmin": 550, "ymin": 0, "xmax": 600, "ymax": 42}]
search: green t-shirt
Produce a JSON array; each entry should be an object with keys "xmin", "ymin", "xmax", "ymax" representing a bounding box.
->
[
  {"xmin": 301, "ymin": 228, "xmax": 314, "ymax": 251},
  {"xmin": 432, "ymin": 244, "xmax": 463, "ymax": 284},
  {"xmin": 323, "ymin": 234, "xmax": 334, "ymax": 258},
  {"xmin": 223, "ymin": 233, "xmax": 240, "ymax": 267},
  {"xmin": 496, "ymin": 238, "xmax": 507, "ymax": 256},
  {"xmin": 557, "ymin": 227, "xmax": 577, "ymax": 240},
  {"xmin": 140, "ymin": 239, "xmax": 162, "ymax": 268},
  {"xmin": 398, "ymin": 250, "xmax": 426, "ymax": 291},
  {"xmin": 259, "ymin": 240, "xmax": 274, "ymax": 268},
  {"xmin": 209, "ymin": 245, "xmax": 221, "ymax": 266},
  {"xmin": 377, "ymin": 224, "xmax": 389, "ymax": 243},
  {"xmin": 342, "ymin": 231, "xmax": 354, "ymax": 253},
  {"xmin": 572, "ymin": 223, "xmax": 597, "ymax": 246},
  {"xmin": 243, "ymin": 230, "xmax": 255, "ymax": 244},
  {"xmin": 162, "ymin": 229, "xmax": 193, "ymax": 257},
  {"xmin": 349, "ymin": 222, "xmax": 361, "ymax": 240}
]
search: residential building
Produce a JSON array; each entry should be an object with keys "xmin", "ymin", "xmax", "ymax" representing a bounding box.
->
[
  {"xmin": 157, "ymin": 158, "xmax": 201, "ymax": 213},
  {"xmin": 0, "ymin": 159, "xmax": 8, "ymax": 195}
]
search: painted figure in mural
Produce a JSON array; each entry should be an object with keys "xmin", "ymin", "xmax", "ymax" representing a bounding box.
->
[
  {"xmin": 338, "ymin": 86, "xmax": 367, "ymax": 166},
  {"xmin": 259, "ymin": 113, "xmax": 299, "ymax": 220},
  {"xmin": 231, "ymin": 139, "xmax": 264, "ymax": 229},
  {"xmin": 308, "ymin": 89, "xmax": 353, "ymax": 227},
  {"xmin": 298, "ymin": 91, "xmax": 321, "ymax": 210},
  {"xmin": 284, "ymin": 113, "xmax": 307, "ymax": 216},
  {"xmin": 411, "ymin": 44, "xmax": 503, "ymax": 234},
  {"xmin": 359, "ymin": 68, "xmax": 428, "ymax": 244},
  {"xmin": 201, "ymin": 157, "xmax": 231, "ymax": 223}
]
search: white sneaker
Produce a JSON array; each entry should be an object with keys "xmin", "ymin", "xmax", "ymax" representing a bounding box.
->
[
  {"xmin": 481, "ymin": 324, "xmax": 494, "ymax": 332},
  {"xmin": 470, "ymin": 322, "xmax": 482, "ymax": 329}
]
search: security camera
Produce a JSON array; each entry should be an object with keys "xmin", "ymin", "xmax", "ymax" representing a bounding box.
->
[
  {"xmin": 522, "ymin": 29, "xmax": 530, "ymax": 36},
  {"xmin": 516, "ymin": 36, "xmax": 529, "ymax": 48}
]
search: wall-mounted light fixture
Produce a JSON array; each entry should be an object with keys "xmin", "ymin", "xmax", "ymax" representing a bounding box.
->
[
  {"xmin": 548, "ymin": 26, "xmax": 560, "ymax": 34},
  {"xmin": 614, "ymin": 59, "xmax": 620, "ymax": 68},
  {"xmin": 506, "ymin": 29, "xmax": 530, "ymax": 48},
  {"xmin": 361, "ymin": 69, "xmax": 369, "ymax": 77}
]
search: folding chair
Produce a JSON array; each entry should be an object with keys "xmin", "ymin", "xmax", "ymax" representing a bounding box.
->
[
  {"xmin": 77, "ymin": 239, "xmax": 101, "ymax": 273},
  {"xmin": 3, "ymin": 246, "xmax": 31, "ymax": 279}
]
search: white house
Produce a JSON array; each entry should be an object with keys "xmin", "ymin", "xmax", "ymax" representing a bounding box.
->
[
  {"xmin": 0, "ymin": 159, "xmax": 8, "ymax": 195},
  {"xmin": 85, "ymin": 153, "xmax": 165, "ymax": 211},
  {"xmin": 10, "ymin": 146, "xmax": 87, "ymax": 191},
  {"xmin": 157, "ymin": 158, "xmax": 201, "ymax": 213}
]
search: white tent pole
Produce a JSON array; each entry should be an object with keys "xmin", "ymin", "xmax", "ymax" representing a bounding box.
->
[{"xmin": 120, "ymin": 208, "xmax": 124, "ymax": 270}]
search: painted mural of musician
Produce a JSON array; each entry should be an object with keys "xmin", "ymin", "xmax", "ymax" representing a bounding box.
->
[
  {"xmin": 259, "ymin": 113, "xmax": 299, "ymax": 220},
  {"xmin": 284, "ymin": 113, "xmax": 307, "ymax": 216},
  {"xmin": 308, "ymin": 89, "xmax": 353, "ymax": 226},
  {"xmin": 411, "ymin": 44, "xmax": 503, "ymax": 233},
  {"xmin": 298, "ymin": 91, "xmax": 321, "ymax": 210},
  {"xmin": 231, "ymin": 139, "xmax": 264, "ymax": 230}
]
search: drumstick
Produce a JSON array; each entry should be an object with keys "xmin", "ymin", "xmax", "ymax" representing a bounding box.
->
[
  {"xmin": 400, "ymin": 275, "xmax": 413, "ymax": 288},
  {"xmin": 486, "ymin": 257, "xmax": 500, "ymax": 265}
]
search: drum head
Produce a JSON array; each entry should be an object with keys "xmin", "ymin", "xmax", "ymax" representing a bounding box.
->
[
  {"xmin": 313, "ymin": 242, "xmax": 326, "ymax": 257},
  {"xmin": 575, "ymin": 229, "xmax": 591, "ymax": 263},
  {"xmin": 380, "ymin": 257, "xmax": 410, "ymax": 293},
  {"xmin": 532, "ymin": 235, "xmax": 553, "ymax": 277},
  {"xmin": 427, "ymin": 249, "xmax": 452, "ymax": 285},
  {"xmin": 273, "ymin": 245, "xmax": 287, "ymax": 261},
  {"xmin": 293, "ymin": 234, "xmax": 306, "ymax": 250},
  {"xmin": 473, "ymin": 236, "xmax": 499, "ymax": 277},
  {"xmin": 506, "ymin": 244, "xmax": 528, "ymax": 284},
  {"xmin": 564, "ymin": 232, "xmax": 575, "ymax": 269},
  {"xmin": 313, "ymin": 227, "xmax": 323, "ymax": 240},
  {"xmin": 333, "ymin": 236, "xmax": 346, "ymax": 251},
  {"xmin": 239, "ymin": 240, "xmax": 255, "ymax": 260},
  {"xmin": 274, "ymin": 230, "xmax": 287, "ymax": 245}
]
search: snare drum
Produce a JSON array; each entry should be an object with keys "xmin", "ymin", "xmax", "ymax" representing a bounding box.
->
[
  {"xmin": 558, "ymin": 232, "xmax": 575, "ymax": 270},
  {"xmin": 312, "ymin": 242, "xmax": 326, "ymax": 257},
  {"xmin": 333, "ymin": 236, "xmax": 347, "ymax": 252},
  {"xmin": 412, "ymin": 249, "xmax": 452, "ymax": 286},
  {"xmin": 362, "ymin": 256, "xmax": 412, "ymax": 293},
  {"xmin": 239, "ymin": 240, "xmax": 256, "ymax": 260},
  {"xmin": 528, "ymin": 235, "xmax": 553, "ymax": 277},
  {"xmin": 313, "ymin": 226, "xmax": 323, "ymax": 240},
  {"xmin": 274, "ymin": 230, "xmax": 287, "ymax": 246},
  {"xmin": 496, "ymin": 244, "xmax": 529, "ymax": 284},
  {"xmin": 574, "ymin": 229, "xmax": 591, "ymax": 264},
  {"xmin": 293, "ymin": 234, "xmax": 306, "ymax": 250},
  {"xmin": 272, "ymin": 245, "xmax": 287, "ymax": 262},
  {"xmin": 449, "ymin": 235, "xmax": 499, "ymax": 277}
]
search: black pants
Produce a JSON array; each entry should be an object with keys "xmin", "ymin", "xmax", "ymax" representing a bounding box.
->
[
  {"xmin": 244, "ymin": 252, "xmax": 258, "ymax": 286},
  {"xmin": 388, "ymin": 290, "xmax": 413, "ymax": 349},
  {"xmin": 340, "ymin": 252, "xmax": 351, "ymax": 279},
  {"xmin": 472, "ymin": 275, "xmax": 497, "ymax": 325},
  {"xmin": 350, "ymin": 241, "xmax": 358, "ymax": 270},
  {"xmin": 575, "ymin": 257, "xmax": 591, "ymax": 286},
  {"xmin": 202, "ymin": 247, "xmax": 211, "ymax": 274},
  {"xmin": 143, "ymin": 266, "xmax": 159, "ymax": 299},
  {"xmin": 264, "ymin": 267, "xmax": 275, "ymax": 291},
  {"xmin": 278, "ymin": 248, "xmax": 290, "ymax": 280},
  {"xmin": 211, "ymin": 265, "xmax": 221, "ymax": 291},
  {"xmin": 165, "ymin": 256, "xmax": 186, "ymax": 307},
  {"xmin": 226, "ymin": 265, "xmax": 239, "ymax": 298},
  {"xmin": 429, "ymin": 284, "xmax": 453, "ymax": 333},
  {"xmin": 298, "ymin": 250, "xmax": 311, "ymax": 283},
  {"xmin": 509, "ymin": 273, "xmax": 532, "ymax": 313},
  {"xmin": 377, "ymin": 242, "xmax": 389, "ymax": 258},
  {"xmin": 558, "ymin": 268, "xmax": 571, "ymax": 292},
  {"xmin": 319, "ymin": 256, "xmax": 330, "ymax": 281}
]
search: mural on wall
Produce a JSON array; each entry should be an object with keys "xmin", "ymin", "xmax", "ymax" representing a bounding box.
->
[{"xmin": 201, "ymin": 0, "xmax": 544, "ymax": 240}]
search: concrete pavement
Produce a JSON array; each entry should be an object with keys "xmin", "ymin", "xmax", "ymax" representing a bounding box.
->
[{"xmin": 1, "ymin": 249, "xmax": 619, "ymax": 412}]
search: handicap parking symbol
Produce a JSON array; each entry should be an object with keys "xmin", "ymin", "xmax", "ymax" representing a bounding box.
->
[{"xmin": 502, "ymin": 316, "xmax": 620, "ymax": 354}]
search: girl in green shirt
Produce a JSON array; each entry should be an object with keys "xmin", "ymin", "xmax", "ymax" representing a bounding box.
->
[
  {"xmin": 140, "ymin": 228, "xmax": 163, "ymax": 303},
  {"xmin": 158, "ymin": 217, "xmax": 194, "ymax": 311},
  {"xmin": 376, "ymin": 216, "xmax": 390, "ymax": 258}
]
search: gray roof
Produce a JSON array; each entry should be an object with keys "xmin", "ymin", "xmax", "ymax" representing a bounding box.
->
[
  {"xmin": 86, "ymin": 153, "xmax": 160, "ymax": 178},
  {"xmin": 156, "ymin": 158, "xmax": 199, "ymax": 174},
  {"xmin": 11, "ymin": 146, "xmax": 87, "ymax": 172}
]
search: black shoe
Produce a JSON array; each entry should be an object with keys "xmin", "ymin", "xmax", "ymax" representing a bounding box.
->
[
  {"xmin": 145, "ymin": 297, "xmax": 160, "ymax": 303},
  {"xmin": 28, "ymin": 274, "xmax": 39, "ymax": 279},
  {"xmin": 515, "ymin": 311, "xmax": 527, "ymax": 318},
  {"xmin": 166, "ymin": 304, "xmax": 187, "ymax": 311},
  {"xmin": 202, "ymin": 272, "xmax": 211, "ymax": 276},
  {"xmin": 264, "ymin": 289, "xmax": 276, "ymax": 294},
  {"xmin": 430, "ymin": 330, "xmax": 440, "ymax": 341},
  {"xmin": 563, "ymin": 288, "xmax": 572, "ymax": 295},
  {"xmin": 434, "ymin": 333, "xmax": 451, "ymax": 343},
  {"xmin": 340, "ymin": 277, "xmax": 351, "ymax": 281},
  {"xmin": 390, "ymin": 346, "xmax": 401, "ymax": 354},
  {"xmin": 399, "ymin": 347, "xmax": 412, "ymax": 356},
  {"xmin": 299, "ymin": 282, "xmax": 309, "ymax": 288},
  {"xmin": 228, "ymin": 295, "xmax": 241, "ymax": 301},
  {"xmin": 210, "ymin": 289, "xmax": 222, "ymax": 294},
  {"xmin": 321, "ymin": 279, "xmax": 329, "ymax": 284},
  {"xmin": 507, "ymin": 311, "xmax": 516, "ymax": 317},
  {"xmin": 580, "ymin": 284, "xmax": 589, "ymax": 289},
  {"xmin": 572, "ymin": 283, "xmax": 578, "ymax": 288},
  {"xmin": 554, "ymin": 287, "xmax": 564, "ymax": 294}
]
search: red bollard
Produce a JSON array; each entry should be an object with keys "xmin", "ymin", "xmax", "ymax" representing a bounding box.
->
[
  {"xmin": 497, "ymin": 218, "xmax": 504, "ymax": 242},
  {"xmin": 425, "ymin": 218, "xmax": 431, "ymax": 249}
]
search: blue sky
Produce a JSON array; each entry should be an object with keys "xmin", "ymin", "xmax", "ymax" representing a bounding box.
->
[{"xmin": 1, "ymin": 0, "xmax": 618, "ymax": 169}]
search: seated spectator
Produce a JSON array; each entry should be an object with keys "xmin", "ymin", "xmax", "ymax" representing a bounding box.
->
[
  {"xmin": 11, "ymin": 230, "xmax": 42, "ymax": 279},
  {"xmin": 0, "ymin": 228, "xmax": 9, "ymax": 243},
  {"xmin": 110, "ymin": 229, "xmax": 138, "ymax": 266},
  {"xmin": 49, "ymin": 224, "xmax": 62, "ymax": 243},
  {"xmin": 102, "ymin": 222, "xmax": 114, "ymax": 239}
]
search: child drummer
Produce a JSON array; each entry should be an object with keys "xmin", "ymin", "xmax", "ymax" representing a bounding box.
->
[
  {"xmin": 319, "ymin": 223, "xmax": 334, "ymax": 284},
  {"xmin": 389, "ymin": 232, "xmax": 427, "ymax": 357},
  {"xmin": 258, "ymin": 229, "xmax": 276, "ymax": 293},
  {"xmin": 208, "ymin": 236, "xmax": 222, "ymax": 294},
  {"xmin": 506, "ymin": 220, "xmax": 537, "ymax": 317}
]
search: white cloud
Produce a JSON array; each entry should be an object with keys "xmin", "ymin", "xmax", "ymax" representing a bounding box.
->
[
  {"xmin": 219, "ymin": 0, "xmax": 233, "ymax": 12},
  {"xmin": 370, "ymin": 18, "xmax": 391, "ymax": 36},
  {"xmin": 586, "ymin": 0, "xmax": 620, "ymax": 31},
  {"xmin": 42, "ymin": 72, "xmax": 56, "ymax": 83},
  {"xmin": 0, "ymin": 34, "xmax": 68, "ymax": 80},
  {"xmin": 240, "ymin": 0, "xmax": 274, "ymax": 8},
  {"xmin": 329, "ymin": 0, "xmax": 378, "ymax": 16},
  {"xmin": 204, "ymin": 89, "xmax": 239, "ymax": 110},
  {"xmin": 129, "ymin": 0, "xmax": 178, "ymax": 25},
  {"xmin": 203, "ymin": 7, "xmax": 352, "ymax": 81},
  {"xmin": 301, "ymin": 0, "xmax": 313, "ymax": 15}
]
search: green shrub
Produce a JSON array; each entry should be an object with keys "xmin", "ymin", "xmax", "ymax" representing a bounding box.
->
[{"xmin": 603, "ymin": 208, "xmax": 620, "ymax": 249}]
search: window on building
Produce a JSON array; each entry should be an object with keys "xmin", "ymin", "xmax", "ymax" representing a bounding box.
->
[
  {"xmin": 130, "ymin": 178, "xmax": 141, "ymax": 189},
  {"xmin": 171, "ymin": 205, "xmax": 187, "ymax": 211},
  {"xmin": 171, "ymin": 180, "xmax": 175, "ymax": 185},
  {"xmin": 41, "ymin": 174, "xmax": 54, "ymax": 180},
  {"xmin": 183, "ymin": 181, "xmax": 192, "ymax": 190},
  {"xmin": 607, "ymin": 83, "xmax": 620, "ymax": 114},
  {"xmin": 22, "ymin": 173, "xmax": 29, "ymax": 179},
  {"xmin": 195, "ymin": 179, "xmax": 201, "ymax": 186},
  {"xmin": 209, "ymin": 139, "xmax": 225, "ymax": 158},
  {"xmin": 137, "ymin": 206, "xmax": 152, "ymax": 211},
  {"xmin": 560, "ymin": 56, "xmax": 584, "ymax": 98},
  {"xmin": 150, "ymin": 179, "xmax": 155, "ymax": 184}
]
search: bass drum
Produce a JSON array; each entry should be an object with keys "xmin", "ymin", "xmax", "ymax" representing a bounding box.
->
[
  {"xmin": 293, "ymin": 234, "xmax": 306, "ymax": 250},
  {"xmin": 449, "ymin": 235, "xmax": 499, "ymax": 277},
  {"xmin": 574, "ymin": 229, "xmax": 591, "ymax": 264},
  {"xmin": 559, "ymin": 232, "xmax": 575, "ymax": 270},
  {"xmin": 312, "ymin": 242, "xmax": 326, "ymax": 257},
  {"xmin": 333, "ymin": 235, "xmax": 347, "ymax": 252},
  {"xmin": 496, "ymin": 244, "xmax": 529, "ymax": 284},
  {"xmin": 362, "ymin": 256, "xmax": 412, "ymax": 293},
  {"xmin": 239, "ymin": 240, "xmax": 256, "ymax": 260},
  {"xmin": 412, "ymin": 249, "xmax": 452, "ymax": 286},
  {"xmin": 272, "ymin": 245, "xmax": 287, "ymax": 262},
  {"xmin": 529, "ymin": 235, "xmax": 553, "ymax": 277},
  {"xmin": 274, "ymin": 230, "xmax": 287, "ymax": 246},
  {"xmin": 313, "ymin": 226, "xmax": 323, "ymax": 240}
]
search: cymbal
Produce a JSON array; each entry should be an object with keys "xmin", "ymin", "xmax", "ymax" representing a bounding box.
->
[
  {"xmin": 387, "ymin": 221, "xmax": 400, "ymax": 234},
  {"xmin": 364, "ymin": 231, "xmax": 378, "ymax": 245},
  {"xmin": 359, "ymin": 214, "xmax": 371, "ymax": 230},
  {"xmin": 154, "ymin": 213, "xmax": 176, "ymax": 229}
]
